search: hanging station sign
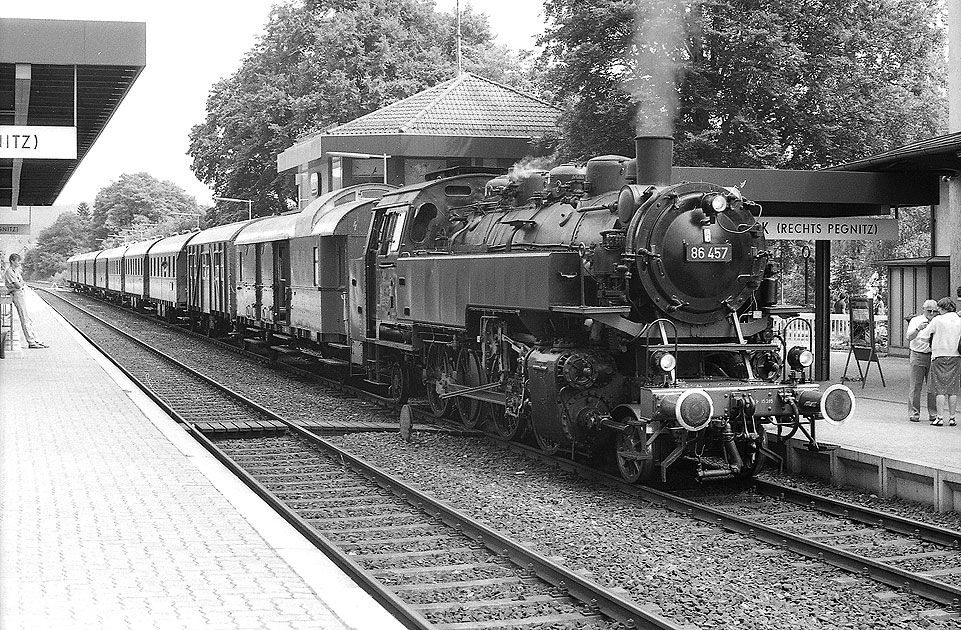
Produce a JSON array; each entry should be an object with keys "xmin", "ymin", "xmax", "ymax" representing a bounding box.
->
[
  {"xmin": 758, "ymin": 216, "xmax": 899, "ymax": 241},
  {"xmin": 0, "ymin": 126, "xmax": 77, "ymax": 159}
]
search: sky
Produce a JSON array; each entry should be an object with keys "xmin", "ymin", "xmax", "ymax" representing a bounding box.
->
[{"xmin": 5, "ymin": 0, "xmax": 547, "ymax": 207}]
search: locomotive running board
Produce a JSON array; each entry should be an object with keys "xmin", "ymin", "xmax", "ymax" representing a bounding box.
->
[{"xmin": 549, "ymin": 307, "xmax": 645, "ymax": 338}]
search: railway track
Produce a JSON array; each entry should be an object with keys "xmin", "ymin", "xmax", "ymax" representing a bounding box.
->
[
  {"xmin": 671, "ymin": 479, "xmax": 961, "ymax": 607},
  {"xmin": 204, "ymin": 428, "xmax": 684, "ymax": 630},
  {"xmin": 40, "ymin": 289, "xmax": 685, "ymax": 630},
  {"xmin": 40, "ymin": 289, "xmax": 423, "ymax": 434},
  {"xmin": 482, "ymin": 438, "xmax": 961, "ymax": 611}
]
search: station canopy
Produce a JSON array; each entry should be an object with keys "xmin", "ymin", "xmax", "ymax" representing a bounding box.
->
[{"xmin": 0, "ymin": 18, "xmax": 146, "ymax": 207}]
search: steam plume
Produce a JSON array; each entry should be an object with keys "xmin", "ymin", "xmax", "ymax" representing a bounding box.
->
[{"xmin": 625, "ymin": 0, "xmax": 686, "ymax": 136}]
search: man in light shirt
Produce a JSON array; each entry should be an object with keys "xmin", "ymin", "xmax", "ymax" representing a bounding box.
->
[
  {"xmin": 905, "ymin": 299, "xmax": 938, "ymax": 422},
  {"xmin": 917, "ymin": 297, "xmax": 961, "ymax": 426},
  {"xmin": 3, "ymin": 253, "xmax": 47, "ymax": 349}
]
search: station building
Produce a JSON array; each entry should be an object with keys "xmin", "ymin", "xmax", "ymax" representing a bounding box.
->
[{"xmin": 277, "ymin": 72, "xmax": 562, "ymax": 210}]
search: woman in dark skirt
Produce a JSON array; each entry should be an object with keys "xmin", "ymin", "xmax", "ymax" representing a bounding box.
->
[{"xmin": 918, "ymin": 297, "xmax": 961, "ymax": 426}]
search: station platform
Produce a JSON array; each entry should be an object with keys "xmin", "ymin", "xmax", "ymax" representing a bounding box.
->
[
  {"xmin": 0, "ymin": 288, "xmax": 406, "ymax": 630},
  {"xmin": 818, "ymin": 349, "xmax": 961, "ymax": 473}
]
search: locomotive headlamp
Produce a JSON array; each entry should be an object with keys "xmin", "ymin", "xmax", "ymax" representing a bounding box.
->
[
  {"xmin": 659, "ymin": 389, "xmax": 714, "ymax": 431},
  {"xmin": 787, "ymin": 346, "xmax": 815, "ymax": 370},
  {"xmin": 650, "ymin": 350, "xmax": 676, "ymax": 374},
  {"xmin": 795, "ymin": 384, "xmax": 856, "ymax": 425},
  {"xmin": 701, "ymin": 193, "xmax": 728, "ymax": 215},
  {"xmin": 749, "ymin": 350, "xmax": 782, "ymax": 380}
]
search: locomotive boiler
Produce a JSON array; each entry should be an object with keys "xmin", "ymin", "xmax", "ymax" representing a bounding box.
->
[{"xmin": 370, "ymin": 136, "xmax": 855, "ymax": 482}]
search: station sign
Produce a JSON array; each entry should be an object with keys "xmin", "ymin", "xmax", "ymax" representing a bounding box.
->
[
  {"xmin": 0, "ymin": 207, "xmax": 33, "ymax": 236},
  {"xmin": 758, "ymin": 217, "xmax": 899, "ymax": 241},
  {"xmin": 0, "ymin": 126, "xmax": 77, "ymax": 159}
]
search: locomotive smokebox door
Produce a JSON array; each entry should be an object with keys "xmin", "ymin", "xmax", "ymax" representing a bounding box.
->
[{"xmin": 627, "ymin": 182, "xmax": 765, "ymax": 325}]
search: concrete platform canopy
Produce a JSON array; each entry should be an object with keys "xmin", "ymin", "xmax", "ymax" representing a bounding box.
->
[{"xmin": 0, "ymin": 18, "xmax": 146, "ymax": 209}]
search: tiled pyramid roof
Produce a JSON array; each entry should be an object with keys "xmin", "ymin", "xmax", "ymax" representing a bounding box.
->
[{"xmin": 325, "ymin": 73, "xmax": 561, "ymax": 138}]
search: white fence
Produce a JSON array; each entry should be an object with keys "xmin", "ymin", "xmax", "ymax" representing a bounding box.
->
[{"xmin": 773, "ymin": 313, "xmax": 888, "ymax": 351}]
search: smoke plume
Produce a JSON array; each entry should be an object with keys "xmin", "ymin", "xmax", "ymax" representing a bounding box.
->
[{"xmin": 625, "ymin": 0, "xmax": 687, "ymax": 137}]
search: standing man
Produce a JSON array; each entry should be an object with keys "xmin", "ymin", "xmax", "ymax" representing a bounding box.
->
[
  {"xmin": 3, "ymin": 253, "xmax": 47, "ymax": 349},
  {"xmin": 906, "ymin": 300, "xmax": 938, "ymax": 422}
]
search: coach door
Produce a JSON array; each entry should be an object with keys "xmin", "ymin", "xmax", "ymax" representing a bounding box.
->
[
  {"xmin": 255, "ymin": 243, "xmax": 264, "ymax": 321},
  {"xmin": 273, "ymin": 241, "xmax": 291, "ymax": 323},
  {"xmin": 200, "ymin": 251, "xmax": 211, "ymax": 312},
  {"xmin": 187, "ymin": 250, "xmax": 198, "ymax": 309},
  {"xmin": 212, "ymin": 244, "xmax": 225, "ymax": 314}
]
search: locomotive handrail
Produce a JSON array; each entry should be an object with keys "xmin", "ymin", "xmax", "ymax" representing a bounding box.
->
[{"xmin": 639, "ymin": 318, "xmax": 679, "ymax": 384}]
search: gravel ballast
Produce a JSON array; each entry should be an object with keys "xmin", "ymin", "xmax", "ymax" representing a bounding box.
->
[{"xmin": 329, "ymin": 431, "xmax": 961, "ymax": 630}]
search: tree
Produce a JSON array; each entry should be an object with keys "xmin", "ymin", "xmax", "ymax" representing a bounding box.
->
[
  {"xmin": 537, "ymin": 0, "xmax": 947, "ymax": 166},
  {"xmin": 90, "ymin": 173, "xmax": 200, "ymax": 247},
  {"xmin": 76, "ymin": 201, "xmax": 91, "ymax": 223},
  {"xmin": 189, "ymin": 0, "xmax": 532, "ymax": 221},
  {"xmin": 21, "ymin": 211, "xmax": 87, "ymax": 279}
]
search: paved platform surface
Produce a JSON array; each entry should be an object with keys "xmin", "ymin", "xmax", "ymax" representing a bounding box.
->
[
  {"xmin": 0, "ymin": 288, "xmax": 405, "ymax": 630},
  {"xmin": 817, "ymin": 350, "xmax": 961, "ymax": 472}
]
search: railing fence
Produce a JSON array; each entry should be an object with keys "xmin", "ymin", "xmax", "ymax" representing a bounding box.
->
[{"xmin": 772, "ymin": 313, "xmax": 888, "ymax": 354}]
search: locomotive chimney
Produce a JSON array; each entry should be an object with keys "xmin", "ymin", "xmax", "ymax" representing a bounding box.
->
[{"xmin": 635, "ymin": 135, "xmax": 673, "ymax": 186}]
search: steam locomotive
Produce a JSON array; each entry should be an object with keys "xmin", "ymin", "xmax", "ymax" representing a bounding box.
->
[{"xmin": 69, "ymin": 135, "xmax": 855, "ymax": 482}]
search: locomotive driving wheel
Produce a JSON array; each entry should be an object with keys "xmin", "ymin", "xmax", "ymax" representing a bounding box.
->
[
  {"xmin": 532, "ymin": 423, "xmax": 560, "ymax": 455},
  {"xmin": 491, "ymin": 409, "xmax": 526, "ymax": 440},
  {"xmin": 425, "ymin": 345, "xmax": 454, "ymax": 418},
  {"xmin": 454, "ymin": 348, "xmax": 486, "ymax": 429},
  {"xmin": 387, "ymin": 361, "xmax": 410, "ymax": 405}
]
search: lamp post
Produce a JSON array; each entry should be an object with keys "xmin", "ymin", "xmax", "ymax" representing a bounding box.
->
[
  {"xmin": 213, "ymin": 196, "xmax": 253, "ymax": 220},
  {"xmin": 326, "ymin": 151, "xmax": 390, "ymax": 185},
  {"xmin": 171, "ymin": 211, "xmax": 203, "ymax": 229}
]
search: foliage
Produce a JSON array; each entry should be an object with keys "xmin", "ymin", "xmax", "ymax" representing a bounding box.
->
[
  {"xmin": 21, "ymin": 211, "xmax": 87, "ymax": 279},
  {"xmin": 538, "ymin": 0, "xmax": 944, "ymax": 313},
  {"xmin": 537, "ymin": 0, "xmax": 947, "ymax": 165},
  {"xmin": 75, "ymin": 201, "xmax": 91, "ymax": 223},
  {"xmin": 20, "ymin": 174, "xmax": 203, "ymax": 279},
  {"xmin": 189, "ymin": 0, "xmax": 534, "ymax": 223},
  {"xmin": 773, "ymin": 207, "xmax": 931, "ymax": 309},
  {"xmin": 89, "ymin": 173, "xmax": 201, "ymax": 247}
]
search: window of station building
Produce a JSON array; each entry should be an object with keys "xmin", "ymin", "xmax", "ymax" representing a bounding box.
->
[
  {"xmin": 350, "ymin": 158, "xmax": 384, "ymax": 184},
  {"xmin": 313, "ymin": 247, "xmax": 319, "ymax": 286},
  {"xmin": 331, "ymin": 157, "xmax": 343, "ymax": 190}
]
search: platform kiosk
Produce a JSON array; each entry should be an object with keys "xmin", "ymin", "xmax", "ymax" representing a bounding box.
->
[{"xmin": 842, "ymin": 296, "xmax": 885, "ymax": 388}]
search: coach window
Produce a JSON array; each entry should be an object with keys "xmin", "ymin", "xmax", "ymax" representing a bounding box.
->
[
  {"xmin": 238, "ymin": 250, "xmax": 244, "ymax": 282},
  {"xmin": 313, "ymin": 247, "xmax": 319, "ymax": 286}
]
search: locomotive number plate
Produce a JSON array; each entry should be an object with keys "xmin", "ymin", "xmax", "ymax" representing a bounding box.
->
[{"xmin": 685, "ymin": 244, "xmax": 732, "ymax": 262}]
